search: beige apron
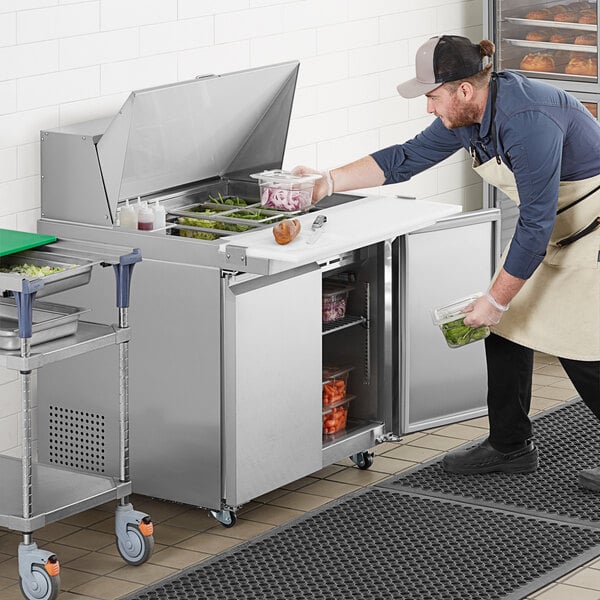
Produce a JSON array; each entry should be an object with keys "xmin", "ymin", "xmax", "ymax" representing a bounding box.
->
[{"xmin": 473, "ymin": 157, "xmax": 600, "ymax": 360}]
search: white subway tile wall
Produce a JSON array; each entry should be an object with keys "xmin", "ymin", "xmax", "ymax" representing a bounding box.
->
[{"xmin": 0, "ymin": 0, "xmax": 483, "ymax": 454}]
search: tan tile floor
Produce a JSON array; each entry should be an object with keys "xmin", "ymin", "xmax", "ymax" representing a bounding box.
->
[{"xmin": 1, "ymin": 353, "xmax": 599, "ymax": 600}]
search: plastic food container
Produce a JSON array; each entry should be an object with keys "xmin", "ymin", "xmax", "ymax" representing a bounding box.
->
[
  {"xmin": 322, "ymin": 281, "xmax": 353, "ymax": 323},
  {"xmin": 431, "ymin": 293, "xmax": 490, "ymax": 349},
  {"xmin": 322, "ymin": 366, "xmax": 354, "ymax": 407},
  {"xmin": 250, "ymin": 170, "xmax": 321, "ymax": 212},
  {"xmin": 322, "ymin": 399, "xmax": 351, "ymax": 435}
]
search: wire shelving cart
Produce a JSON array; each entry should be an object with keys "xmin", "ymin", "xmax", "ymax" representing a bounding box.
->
[{"xmin": 0, "ymin": 239, "xmax": 153, "ymax": 600}]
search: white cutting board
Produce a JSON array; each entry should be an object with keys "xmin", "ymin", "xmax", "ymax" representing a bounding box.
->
[{"xmin": 218, "ymin": 196, "xmax": 462, "ymax": 264}]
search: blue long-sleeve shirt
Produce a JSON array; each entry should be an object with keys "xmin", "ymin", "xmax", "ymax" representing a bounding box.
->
[{"xmin": 371, "ymin": 71, "xmax": 600, "ymax": 279}]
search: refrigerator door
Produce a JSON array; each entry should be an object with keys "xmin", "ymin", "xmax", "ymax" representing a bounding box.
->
[
  {"xmin": 489, "ymin": 0, "xmax": 599, "ymax": 92},
  {"xmin": 398, "ymin": 209, "xmax": 500, "ymax": 433},
  {"xmin": 222, "ymin": 265, "xmax": 323, "ymax": 507}
]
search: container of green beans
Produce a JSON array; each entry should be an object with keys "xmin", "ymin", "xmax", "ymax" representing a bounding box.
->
[{"xmin": 431, "ymin": 293, "xmax": 490, "ymax": 349}]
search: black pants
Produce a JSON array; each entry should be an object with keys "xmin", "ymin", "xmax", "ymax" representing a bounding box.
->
[{"xmin": 485, "ymin": 333, "xmax": 600, "ymax": 453}]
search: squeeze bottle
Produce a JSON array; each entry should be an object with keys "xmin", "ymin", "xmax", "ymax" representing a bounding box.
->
[
  {"xmin": 120, "ymin": 199, "xmax": 137, "ymax": 230},
  {"xmin": 153, "ymin": 199, "xmax": 166, "ymax": 231},
  {"xmin": 137, "ymin": 200, "xmax": 154, "ymax": 231}
]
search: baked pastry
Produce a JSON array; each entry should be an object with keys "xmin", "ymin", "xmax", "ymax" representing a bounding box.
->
[
  {"xmin": 550, "ymin": 31, "xmax": 575, "ymax": 43},
  {"xmin": 526, "ymin": 29, "xmax": 551, "ymax": 41},
  {"xmin": 574, "ymin": 33, "xmax": 597, "ymax": 45},
  {"xmin": 554, "ymin": 11, "xmax": 579, "ymax": 22},
  {"xmin": 526, "ymin": 8, "xmax": 552, "ymax": 19},
  {"xmin": 547, "ymin": 4, "xmax": 569, "ymax": 14},
  {"xmin": 520, "ymin": 52, "xmax": 556, "ymax": 72},
  {"xmin": 565, "ymin": 56, "xmax": 597, "ymax": 75},
  {"xmin": 579, "ymin": 11, "xmax": 598, "ymax": 23}
]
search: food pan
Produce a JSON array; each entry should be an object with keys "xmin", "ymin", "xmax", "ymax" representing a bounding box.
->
[
  {"xmin": 0, "ymin": 298, "xmax": 88, "ymax": 349},
  {"xmin": 0, "ymin": 250, "xmax": 94, "ymax": 297},
  {"xmin": 250, "ymin": 170, "xmax": 321, "ymax": 212},
  {"xmin": 431, "ymin": 293, "xmax": 490, "ymax": 348}
]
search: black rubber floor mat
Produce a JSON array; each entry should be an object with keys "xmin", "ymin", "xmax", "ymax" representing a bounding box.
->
[
  {"xmin": 378, "ymin": 399, "xmax": 600, "ymax": 527},
  {"xmin": 122, "ymin": 488, "xmax": 600, "ymax": 600}
]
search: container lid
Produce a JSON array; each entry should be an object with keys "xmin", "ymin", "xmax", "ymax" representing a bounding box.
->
[
  {"xmin": 322, "ymin": 280, "xmax": 354, "ymax": 298},
  {"xmin": 322, "ymin": 365, "xmax": 354, "ymax": 381},
  {"xmin": 250, "ymin": 169, "xmax": 322, "ymax": 185},
  {"xmin": 322, "ymin": 395, "xmax": 355, "ymax": 415},
  {"xmin": 431, "ymin": 292, "xmax": 483, "ymax": 326}
]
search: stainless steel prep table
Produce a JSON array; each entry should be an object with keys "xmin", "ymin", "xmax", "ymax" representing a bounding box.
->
[{"xmin": 34, "ymin": 60, "xmax": 492, "ymax": 527}]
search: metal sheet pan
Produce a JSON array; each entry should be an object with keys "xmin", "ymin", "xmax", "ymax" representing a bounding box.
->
[
  {"xmin": 506, "ymin": 17, "xmax": 596, "ymax": 32},
  {"xmin": 505, "ymin": 38, "xmax": 596, "ymax": 53},
  {"xmin": 512, "ymin": 68, "xmax": 595, "ymax": 81},
  {"xmin": 0, "ymin": 298, "xmax": 88, "ymax": 350},
  {"xmin": 0, "ymin": 250, "xmax": 94, "ymax": 297}
]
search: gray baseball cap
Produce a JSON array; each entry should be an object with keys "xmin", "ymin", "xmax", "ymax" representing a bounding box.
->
[{"xmin": 397, "ymin": 35, "xmax": 485, "ymax": 98}]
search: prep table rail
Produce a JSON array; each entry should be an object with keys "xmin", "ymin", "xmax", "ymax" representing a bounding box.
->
[{"xmin": 0, "ymin": 243, "xmax": 153, "ymax": 600}]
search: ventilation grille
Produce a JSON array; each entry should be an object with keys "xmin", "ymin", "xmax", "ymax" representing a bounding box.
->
[{"xmin": 48, "ymin": 405, "xmax": 106, "ymax": 472}]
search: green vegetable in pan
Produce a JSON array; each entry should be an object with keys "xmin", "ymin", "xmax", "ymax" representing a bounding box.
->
[
  {"xmin": 177, "ymin": 216, "xmax": 221, "ymax": 240},
  {"xmin": 440, "ymin": 318, "xmax": 490, "ymax": 348},
  {"xmin": 207, "ymin": 193, "xmax": 249, "ymax": 206},
  {"xmin": 0, "ymin": 263, "xmax": 66, "ymax": 277}
]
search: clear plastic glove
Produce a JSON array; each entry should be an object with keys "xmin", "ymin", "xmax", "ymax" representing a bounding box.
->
[
  {"xmin": 291, "ymin": 165, "xmax": 332, "ymax": 204},
  {"xmin": 463, "ymin": 293, "xmax": 508, "ymax": 327}
]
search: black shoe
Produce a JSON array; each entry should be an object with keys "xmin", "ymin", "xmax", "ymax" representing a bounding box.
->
[
  {"xmin": 579, "ymin": 466, "xmax": 600, "ymax": 492},
  {"xmin": 442, "ymin": 439, "xmax": 538, "ymax": 474}
]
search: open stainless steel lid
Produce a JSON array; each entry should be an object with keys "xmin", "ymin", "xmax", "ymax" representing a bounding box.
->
[
  {"xmin": 41, "ymin": 61, "xmax": 299, "ymax": 226},
  {"xmin": 100, "ymin": 60, "xmax": 299, "ymax": 207}
]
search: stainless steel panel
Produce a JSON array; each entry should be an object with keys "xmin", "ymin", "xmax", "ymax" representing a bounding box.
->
[
  {"xmin": 399, "ymin": 211, "xmax": 499, "ymax": 432},
  {"xmin": 0, "ymin": 455, "xmax": 129, "ymax": 531},
  {"xmin": 38, "ymin": 258, "xmax": 223, "ymax": 508},
  {"xmin": 223, "ymin": 265, "xmax": 322, "ymax": 506},
  {"xmin": 40, "ymin": 126, "xmax": 110, "ymax": 226}
]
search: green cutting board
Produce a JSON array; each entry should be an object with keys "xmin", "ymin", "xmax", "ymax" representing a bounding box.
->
[{"xmin": 0, "ymin": 229, "xmax": 57, "ymax": 257}]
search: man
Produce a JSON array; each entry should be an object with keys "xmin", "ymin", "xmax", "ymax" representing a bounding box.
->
[{"xmin": 296, "ymin": 35, "xmax": 600, "ymax": 490}]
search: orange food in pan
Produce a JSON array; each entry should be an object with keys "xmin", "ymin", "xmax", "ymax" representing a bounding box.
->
[
  {"xmin": 322, "ymin": 379, "xmax": 346, "ymax": 406},
  {"xmin": 323, "ymin": 404, "xmax": 349, "ymax": 434}
]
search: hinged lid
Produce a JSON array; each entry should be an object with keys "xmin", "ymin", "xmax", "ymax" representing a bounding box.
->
[
  {"xmin": 100, "ymin": 61, "xmax": 299, "ymax": 211},
  {"xmin": 42, "ymin": 61, "xmax": 300, "ymax": 226}
]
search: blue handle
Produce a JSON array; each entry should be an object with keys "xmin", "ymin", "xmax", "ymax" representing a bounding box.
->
[
  {"xmin": 112, "ymin": 248, "xmax": 142, "ymax": 308},
  {"xmin": 14, "ymin": 278, "xmax": 44, "ymax": 339}
]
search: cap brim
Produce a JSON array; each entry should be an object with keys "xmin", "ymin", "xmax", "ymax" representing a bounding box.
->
[{"xmin": 396, "ymin": 78, "xmax": 441, "ymax": 99}]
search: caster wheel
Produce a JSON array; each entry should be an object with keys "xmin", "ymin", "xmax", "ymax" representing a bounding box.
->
[
  {"xmin": 354, "ymin": 451, "xmax": 374, "ymax": 470},
  {"xmin": 117, "ymin": 524, "xmax": 154, "ymax": 566},
  {"xmin": 210, "ymin": 509, "xmax": 237, "ymax": 528},
  {"xmin": 19, "ymin": 564, "xmax": 60, "ymax": 600}
]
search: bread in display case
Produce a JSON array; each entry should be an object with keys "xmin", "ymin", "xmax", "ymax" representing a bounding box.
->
[{"xmin": 495, "ymin": 0, "xmax": 598, "ymax": 79}]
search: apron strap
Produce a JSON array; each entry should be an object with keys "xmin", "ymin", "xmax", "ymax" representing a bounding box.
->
[
  {"xmin": 490, "ymin": 73, "xmax": 501, "ymax": 165},
  {"xmin": 556, "ymin": 217, "xmax": 600, "ymax": 247},
  {"xmin": 557, "ymin": 182, "xmax": 600, "ymax": 215}
]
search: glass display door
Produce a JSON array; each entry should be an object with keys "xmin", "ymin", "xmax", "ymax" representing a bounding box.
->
[{"xmin": 494, "ymin": 0, "xmax": 598, "ymax": 89}]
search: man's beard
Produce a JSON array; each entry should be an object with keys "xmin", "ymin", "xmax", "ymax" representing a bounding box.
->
[{"xmin": 444, "ymin": 102, "xmax": 480, "ymax": 129}]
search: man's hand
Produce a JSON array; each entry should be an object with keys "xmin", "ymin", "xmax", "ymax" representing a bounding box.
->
[
  {"xmin": 463, "ymin": 293, "xmax": 508, "ymax": 327},
  {"xmin": 291, "ymin": 166, "xmax": 331, "ymax": 204}
]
